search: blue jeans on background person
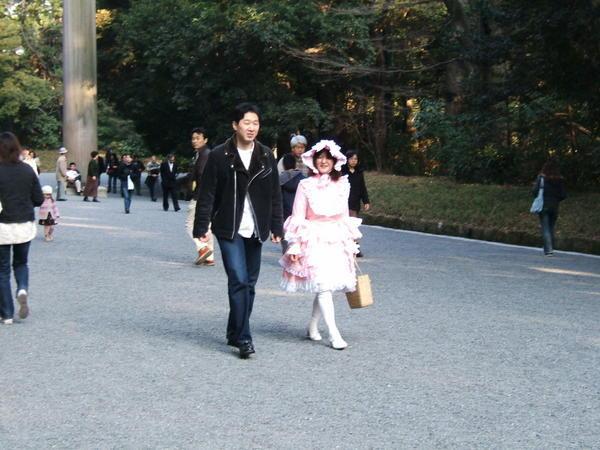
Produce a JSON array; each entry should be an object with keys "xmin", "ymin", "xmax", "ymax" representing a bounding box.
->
[
  {"xmin": 539, "ymin": 209, "xmax": 558, "ymax": 254},
  {"xmin": 121, "ymin": 181, "xmax": 132, "ymax": 212},
  {"xmin": 108, "ymin": 174, "xmax": 118, "ymax": 193},
  {"xmin": 217, "ymin": 235, "xmax": 262, "ymax": 344},
  {"xmin": 0, "ymin": 241, "xmax": 31, "ymax": 320}
]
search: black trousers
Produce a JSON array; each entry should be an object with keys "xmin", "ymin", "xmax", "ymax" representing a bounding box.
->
[{"xmin": 162, "ymin": 183, "xmax": 179, "ymax": 211}]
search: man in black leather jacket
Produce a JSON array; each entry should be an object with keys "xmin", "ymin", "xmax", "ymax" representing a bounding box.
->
[{"xmin": 194, "ymin": 103, "xmax": 283, "ymax": 359}]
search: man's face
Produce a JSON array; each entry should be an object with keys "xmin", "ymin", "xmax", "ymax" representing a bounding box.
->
[
  {"xmin": 292, "ymin": 144, "xmax": 306, "ymax": 157},
  {"xmin": 123, "ymin": 155, "xmax": 132, "ymax": 164},
  {"xmin": 191, "ymin": 133, "xmax": 207, "ymax": 150},
  {"xmin": 169, "ymin": 155, "xmax": 175, "ymax": 163},
  {"xmin": 151, "ymin": 155, "xmax": 157, "ymax": 162},
  {"xmin": 69, "ymin": 163, "xmax": 76, "ymax": 170},
  {"xmin": 233, "ymin": 112, "xmax": 260, "ymax": 145}
]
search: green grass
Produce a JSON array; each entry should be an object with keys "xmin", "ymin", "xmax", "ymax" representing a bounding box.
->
[{"xmin": 364, "ymin": 173, "xmax": 600, "ymax": 241}]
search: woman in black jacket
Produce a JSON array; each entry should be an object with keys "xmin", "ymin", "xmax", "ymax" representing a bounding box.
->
[
  {"xmin": 0, "ymin": 132, "xmax": 43, "ymax": 324},
  {"xmin": 342, "ymin": 150, "xmax": 370, "ymax": 257},
  {"xmin": 532, "ymin": 159, "xmax": 567, "ymax": 256},
  {"xmin": 342, "ymin": 150, "xmax": 371, "ymax": 216}
]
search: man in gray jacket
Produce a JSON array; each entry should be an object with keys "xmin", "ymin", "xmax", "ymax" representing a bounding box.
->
[{"xmin": 55, "ymin": 147, "xmax": 68, "ymax": 201}]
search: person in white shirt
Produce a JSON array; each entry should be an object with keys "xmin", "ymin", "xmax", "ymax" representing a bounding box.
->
[
  {"xmin": 193, "ymin": 103, "xmax": 283, "ymax": 359},
  {"xmin": 66, "ymin": 162, "xmax": 82, "ymax": 195}
]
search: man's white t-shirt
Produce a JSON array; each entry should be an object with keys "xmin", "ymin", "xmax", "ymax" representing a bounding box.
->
[{"xmin": 237, "ymin": 145, "xmax": 256, "ymax": 238}]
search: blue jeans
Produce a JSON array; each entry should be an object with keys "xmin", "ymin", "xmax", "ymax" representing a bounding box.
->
[
  {"xmin": 0, "ymin": 241, "xmax": 31, "ymax": 320},
  {"xmin": 108, "ymin": 174, "xmax": 118, "ymax": 192},
  {"xmin": 217, "ymin": 235, "xmax": 262, "ymax": 343},
  {"xmin": 539, "ymin": 210, "xmax": 558, "ymax": 254},
  {"xmin": 121, "ymin": 181, "xmax": 132, "ymax": 212}
]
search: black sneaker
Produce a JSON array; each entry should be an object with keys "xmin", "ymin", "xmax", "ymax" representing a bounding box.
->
[{"xmin": 238, "ymin": 341, "xmax": 255, "ymax": 359}]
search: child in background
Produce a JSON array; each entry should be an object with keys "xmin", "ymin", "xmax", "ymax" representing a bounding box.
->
[{"xmin": 39, "ymin": 185, "xmax": 60, "ymax": 241}]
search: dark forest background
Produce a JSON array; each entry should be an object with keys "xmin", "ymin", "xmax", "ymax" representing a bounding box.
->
[{"xmin": 1, "ymin": 0, "xmax": 598, "ymax": 187}]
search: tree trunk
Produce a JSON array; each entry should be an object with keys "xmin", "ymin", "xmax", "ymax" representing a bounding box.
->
[{"xmin": 63, "ymin": 0, "xmax": 98, "ymax": 178}]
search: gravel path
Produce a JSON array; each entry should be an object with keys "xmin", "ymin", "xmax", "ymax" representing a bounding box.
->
[{"xmin": 1, "ymin": 173, "xmax": 599, "ymax": 448}]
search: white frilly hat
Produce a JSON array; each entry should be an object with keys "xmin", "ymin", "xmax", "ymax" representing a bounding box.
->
[
  {"xmin": 42, "ymin": 185, "xmax": 53, "ymax": 194},
  {"xmin": 301, "ymin": 139, "xmax": 347, "ymax": 174}
]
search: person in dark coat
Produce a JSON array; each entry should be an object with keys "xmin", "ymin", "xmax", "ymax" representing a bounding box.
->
[
  {"xmin": 145, "ymin": 155, "xmax": 160, "ymax": 202},
  {"xmin": 160, "ymin": 153, "xmax": 180, "ymax": 212},
  {"xmin": 341, "ymin": 150, "xmax": 371, "ymax": 217},
  {"xmin": 0, "ymin": 132, "xmax": 44, "ymax": 324},
  {"xmin": 186, "ymin": 127, "xmax": 214, "ymax": 265},
  {"xmin": 193, "ymin": 103, "xmax": 283, "ymax": 359},
  {"xmin": 82, "ymin": 151, "xmax": 100, "ymax": 202},
  {"xmin": 116, "ymin": 154, "xmax": 135, "ymax": 213},
  {"xmin": 341, "ymin": 150, "xmax": 370, "ymax": 257},
  {"xmin": 130, "ymin": 155, "xmax": 145, "ymax": 196},
  {"xmin": 279, "ymin": 153, "xmax": 306, "ymax": 253},
  {"xmin": 532, "ymin": 159, "xmax": 567, "ymax": 256}
]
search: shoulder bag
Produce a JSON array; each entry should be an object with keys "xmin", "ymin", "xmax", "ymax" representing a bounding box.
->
[{"xmin": 530, "ymin": 177, "xmax": 544, "ymax": 214}]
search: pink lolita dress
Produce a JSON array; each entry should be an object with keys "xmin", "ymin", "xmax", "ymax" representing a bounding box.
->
[{"xmin": 280, "ymin": 164, "xmax": 362, "ymax": 294}]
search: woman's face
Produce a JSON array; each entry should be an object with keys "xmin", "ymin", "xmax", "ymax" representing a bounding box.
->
[
  {"xmin": 315, "ymin": 152, "xmax": 334, "ymax": 174},
  {"xmin": 348, "ymin": 155, "xmax": 359, "ymax": 168}
]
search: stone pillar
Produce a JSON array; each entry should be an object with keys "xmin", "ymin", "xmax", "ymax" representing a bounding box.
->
[{"xmin": 62, "ymin": 0, "xmax": 97, "ymax": 178}]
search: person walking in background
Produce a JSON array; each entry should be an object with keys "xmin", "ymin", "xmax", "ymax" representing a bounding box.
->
[
  {"xmin": 160, "ymin": 153, "xmax": 180, "ymax": 212},
  {"xmin": 342, "ymin": 150, "xmax": 370, "ymax": 257},
  {"xmin": 145, "ymin": 155, "xmax": 160, "ymax": 202},
  {"xmin": 533, "ymin": 159, "xmax": 567, "ymax": 256},
  {"xmin": 117, "ymin": 154, "xmax": 135, "ymax": 214},
  {"xmin": 96, "ymin": 151, "xmax": 106, "ymax": 188},
  {"xmin": 130, "ymin": 155, "xmax": 145, "ymax": 196},
  {"xmin": 277, "ymin": 134, "xmax": 309, "ymax": 176},
  {"xmin": 55, "ymin": 146, "xmax": 68, "ymax": 201},
  {"xmin": 21, "ymin": 149, "xmax": 39, "ymax": 176},
  {"xmin": 83, "ymin": 151, "xmax": 100, "ymax": 202},
  {"xmin": 193, "ymin": 103, "xmax": 283, "ymax": 359},
  {"xmin": 280, "ymin": 140, "xmax": 361, "ymax": 350},
  {"xmin": 279, "ymin": 153, "xmax": 306, "ymax": 253},
  {"xmin": 0, "ymin": 132, "xmax": 44, "ymax": 324},
  {"xmin": 186, "ymin": 127, "xmax": 214, "ymax": 266},
  {"xmin": 39, "ymin": 185, "xmax": 60, "ymax": 242},
  {"xmin": 31, "ymin": 151, "xmax": 41, "ymax": 175},
  {"xmin": 106, "ymin": 153, "xmax": 120, "ymax": 193}
]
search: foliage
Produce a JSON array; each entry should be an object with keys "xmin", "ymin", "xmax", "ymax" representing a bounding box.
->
[
  {"xmin": 3, "ymin": 0, "xmax": 599, "ymax": 189},
  {"xmin": 0, "ymin": 0, "xmax": 62, "ymax": 148},
  {"xmin": 365, "ymin": 172, "xmax": 600, "ymax": 241},
  {"xmin": 97, "ymin": 99, "xmax": 147, "ymax": 156}
]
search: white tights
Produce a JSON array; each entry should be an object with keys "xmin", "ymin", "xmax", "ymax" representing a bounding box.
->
[{"xmin": 309, "ymin": 291, "xmax": 342, "ymax": 341}]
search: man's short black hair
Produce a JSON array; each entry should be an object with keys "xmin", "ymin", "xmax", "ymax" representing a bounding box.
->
[
  {"xmin": 232, "ymin": 102, "xmax": 261, "ymax": 124},
  {"xmin": 191, "ymin": 127, "xmax": 207, "ymax": 137},
  {"xmin": 91, "ymin": 151, "xmax": 99, "ymax": 158}
]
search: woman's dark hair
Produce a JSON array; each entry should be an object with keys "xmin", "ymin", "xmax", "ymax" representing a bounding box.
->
[
  {"xmin": 541, "ymin": 159, "xmax": 563, "ymax": 180},
  {"xmin": 233, "ymin": 102, "xmax": 261, "ymax": 123},
  {"xmin": 312, "ymin": 149, "xmax": 341, "ymax": 181},
  {"xmin": 282, "ymin": 153, "xmax": 297, "ymax": 171},
  {"xmin": 0, "ymin": 131, "xmax": 22, "ymax": 163},
  {"xmin": 91, "ymin": 151, "xmax": 99, "ymax": 158}
]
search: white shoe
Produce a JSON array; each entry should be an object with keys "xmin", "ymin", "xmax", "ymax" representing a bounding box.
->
[
  {"xmin": 2, "ymin": 318, "xmax": 14, "ymax": 325},
  {"xmin": 306, "ymin": 326, "xmax": 322, "ymax": 341},
  {"xmin": 330, "ymin": 336, "xmax": 348, "ymax": 350},
  {"xmin": 17, "ymin": 289, "xmax": 29, "ymax": 319}
]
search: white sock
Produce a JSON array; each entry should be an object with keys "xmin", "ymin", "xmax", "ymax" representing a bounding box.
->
[
  {"xmin": 308, "ymin": 295, "xmax": 321, "ymax": 335},
  {"xmin": 317, "ymin": 291, "xmax": 341, "ymax": 341}
]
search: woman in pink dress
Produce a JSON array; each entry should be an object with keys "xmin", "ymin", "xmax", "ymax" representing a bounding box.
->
[{"xmin": 280, "ymin": 140, "xmax": 361, "ymax": 350}]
